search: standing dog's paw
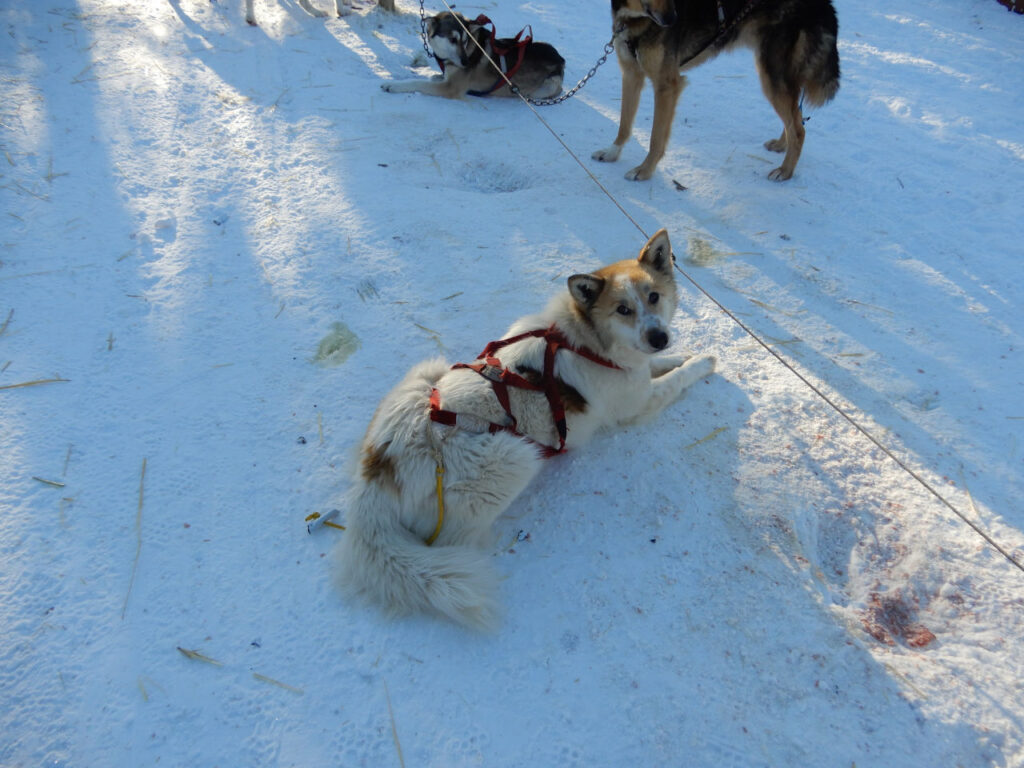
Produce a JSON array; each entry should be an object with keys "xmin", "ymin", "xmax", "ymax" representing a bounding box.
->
[
  {"xmin": 624, "ymin": 164, "xmax": 654, "ymax": 181},
  {"xmin": 381, "ymin": 82, "xmax": 398, "ymax": 93},
  {"xmin": 592, "ymin": 145, "xmax": 622, "ymax": 163}
]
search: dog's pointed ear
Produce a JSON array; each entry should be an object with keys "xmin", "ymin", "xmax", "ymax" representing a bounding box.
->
[
  {"xmin": 568, "ymin": 273, "xmax": 605, "ymax": 309},
  {"xmin": 639, "ymin": 228, "xmax": 674, "ymax": 274}
]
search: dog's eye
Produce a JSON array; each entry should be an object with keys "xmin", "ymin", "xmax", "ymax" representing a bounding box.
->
[
  {"xmin": 649, "ymin": 292, "xmax": 659, "ymax": 305},
  {"xmin": 616, "ymin": 304, "xmax": 633, "ymax": 316}
]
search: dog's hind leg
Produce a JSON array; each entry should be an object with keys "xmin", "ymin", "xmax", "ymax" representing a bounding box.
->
[
  {"xmin": 592, "ymin": 54, "xmax": 646, "ymax": 165},
  {"xmin": 757, "ymin": 46, "xmax": 806, "ymax": 181},
  {"xmin": 437, "ymin": 432, "xmax": 543, "ymax": 549},
  {"xmin": 533, "ymin": 73, "xmax": 564, "ymax": 100},
  {"xmin": 762, "ymin": 85, "xmax": 804, "ymax": 181}
]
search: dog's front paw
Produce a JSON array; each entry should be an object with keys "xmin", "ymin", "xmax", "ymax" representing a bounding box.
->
[
  {"xmin": 767, "ymin": 165, "xmax": 794, "ymax": 182},
  {"xmin": 764, "ymin": 137, "xmax": 786, "ymax": 153},
  {"xmin": 624, "ymin": 164, "xmax": 654, "ymax": 181},
  {"xmin": 381, "ymin": 80, "xmax": 420, "ymax": 93},
  {"xmin": 684, "ymin": 354, "xmax": 716, "ymax": 380},
  {"xmin": 592, "ymin": 145, "xmax": 622, "ymax": 163},
  {"xmin": 652, "ymin": 352, "xmax": 692, "ymax": 375}
]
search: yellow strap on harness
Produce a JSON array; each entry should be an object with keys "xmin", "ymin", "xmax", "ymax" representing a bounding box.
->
[
  {"xmin": 425, "ymin": 463, "xmax": 445, "ymax": 545},
  {"xmin": 304, "ymin": 510, "xmax": 345, "ymax": 533},
  {"xmin": 304, "ymin": 467, "xmax": 444, "ymax": 543}
]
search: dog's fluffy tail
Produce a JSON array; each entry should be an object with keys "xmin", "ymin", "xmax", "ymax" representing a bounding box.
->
[
  {"xmin": 803, "ymin": 42, "xmax": 840, "ymax": 106},
  {"xmin": 335, "ymin": 484, "xmax": 501, "ymax": 630},
  {"xmin": 800, "ymin": 16, "xmax": 841, "ymax": 107}
]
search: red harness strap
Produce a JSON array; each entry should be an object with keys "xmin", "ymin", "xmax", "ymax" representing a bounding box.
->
[
  {"xmin": 428, "ymin": 326, "xmax": 621, "ymax": 457},
  {"xmin": 433, "ymin": 15, "xmax": 534, "ymax": 97},
  {"xmin": 467, "ymin": 22, "xmax": 533, "ymax": 97}
]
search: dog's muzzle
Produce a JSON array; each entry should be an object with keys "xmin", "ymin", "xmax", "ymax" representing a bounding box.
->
[{"xmin": 647, "ymin": 328, "xmax": 669, "ymax": 351}]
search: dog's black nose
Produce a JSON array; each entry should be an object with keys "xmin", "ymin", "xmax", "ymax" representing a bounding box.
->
[{"xmin": 647, "ymin": 329, "xmax": 669, "ymax": 350}]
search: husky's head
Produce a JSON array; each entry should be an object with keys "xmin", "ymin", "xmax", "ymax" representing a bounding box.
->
[
  {"xmin": 427, "ymin": 12, "xmax": 482, "ymax": 68},
  {"xmin": 568, "ymin": 229, "xmax": 678, "ymax": 356}
]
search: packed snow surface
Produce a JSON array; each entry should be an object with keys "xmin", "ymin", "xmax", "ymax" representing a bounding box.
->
[{"xmin": 1, "ymin": 0, "xmax": 1022, "ymax": 766}]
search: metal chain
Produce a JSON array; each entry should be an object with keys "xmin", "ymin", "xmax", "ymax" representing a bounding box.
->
[
  {"xmin": 515, "ymin": 35, "xmax": 616, "ymax": 107},
  {"xmin": 418, "ymin": 0, "xmax": 433, "ymax": 61},
  {"xmin": 417, "ymin": 0, "xmax": 618, "ymax": 107}
]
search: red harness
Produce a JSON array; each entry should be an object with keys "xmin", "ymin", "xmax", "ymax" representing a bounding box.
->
[
  {"xmin": 428, "ymin": 326, "xmax": 621, "ymax": 457},
  {"xmin": 434, "ymin": 14, "xmax": 534, "ymax": 97}
]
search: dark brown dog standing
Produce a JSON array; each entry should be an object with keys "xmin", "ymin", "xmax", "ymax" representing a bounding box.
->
[{"xmin": 593, "ymin": 0, "xmax": 840, "ymax": 181}]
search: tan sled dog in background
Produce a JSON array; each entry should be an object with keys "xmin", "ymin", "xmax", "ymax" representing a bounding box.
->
[
  {"xmin": 244, "ymin": 0, "xmax": 394, "ymax": 25},
  {"xmin": 593, "ymin": 0, "xmax": 840, "ymax": 181},
  {"xmin": 336, "ymin": 230, "xmax": 716, "ymax": 629}
]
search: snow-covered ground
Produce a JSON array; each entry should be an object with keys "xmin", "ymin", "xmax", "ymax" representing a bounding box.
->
[{"xmin": 2, "ymin": 0, "xmax": 1022, "ymax": 765}]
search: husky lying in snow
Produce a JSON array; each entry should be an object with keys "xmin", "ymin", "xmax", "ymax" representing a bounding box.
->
[
  {"xmin": 336, "ymin": 230, "xmax": 715, "ymax": 629},
  {"xmin": 381, "ymin": 11, "xmax": 565, "ymax": 99}
]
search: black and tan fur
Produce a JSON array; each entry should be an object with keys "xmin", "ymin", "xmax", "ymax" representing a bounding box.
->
[
  {"xmin": 593, "ymin": 0, "xmax": 840, "ymax": 181},
  {"xmin": 381, "ymin": 12, "xmax": 565, "ymax": 100}
]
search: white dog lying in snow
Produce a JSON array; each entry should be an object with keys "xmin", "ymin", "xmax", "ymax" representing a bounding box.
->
[{"xmin": 335, "ymin": 229, "xmax": 715, "ymax": 629}]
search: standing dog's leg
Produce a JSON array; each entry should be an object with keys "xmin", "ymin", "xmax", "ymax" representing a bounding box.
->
[
  {"xmin": 625, "ymin": 69, "xmax": 686, "ymax": 181},
  {"xmin": 764, "ymin": 90, "xmax": 804, "ymax": 181},
  {"xmin": 758, "ymin": 63, "xmax": 805, "ymax": 181},
  {"xmin": 592, "ymin": 52, "xmax": 645, "ymax": 166}
]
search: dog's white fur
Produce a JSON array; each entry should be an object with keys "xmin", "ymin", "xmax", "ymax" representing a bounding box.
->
[{"xmin": 336, "ymin": 230, "xmax": 715, "ymax": 629}]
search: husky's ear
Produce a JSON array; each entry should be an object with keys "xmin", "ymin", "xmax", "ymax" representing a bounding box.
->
[
  {"xmin": 568, "ymin": 273, "xmax": 606, "ymax": 309},
  {"xmin": 427, "ymin": 15, "xmax": 440, "ymax": 36},
  {"xmin": 639, "ymin": 228, "xmax": 674, "ymax": 274}
]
